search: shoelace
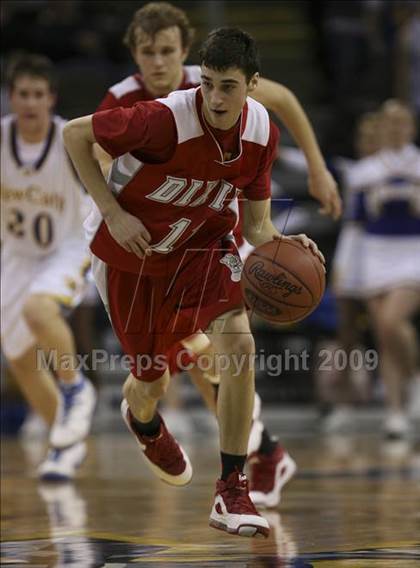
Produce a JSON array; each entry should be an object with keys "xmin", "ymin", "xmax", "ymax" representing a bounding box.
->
[
  {"xmin": 224, "ymin": 476, "xmax": 258, "ymax": 514},
  {"xmin": 143, "ymin": 427, "xmax": 184, "ymax": 469}
]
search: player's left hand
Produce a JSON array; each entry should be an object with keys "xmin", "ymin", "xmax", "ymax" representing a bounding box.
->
[
  {"xmin": 274, "ymin": 233, "xmax": 326, "ymax": 268},
  {"xmin": 308, "ymin": 168, "xmax": 342, "ymax": 220}
]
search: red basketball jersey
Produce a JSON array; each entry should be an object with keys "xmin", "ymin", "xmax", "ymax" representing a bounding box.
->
[
  {"xmin": 87, "ymin": 87, "xmax": 279, "ymax": 275},
  {"xmin": 97, "ymin": 66, "xmax": 202, "ymax": 111}
]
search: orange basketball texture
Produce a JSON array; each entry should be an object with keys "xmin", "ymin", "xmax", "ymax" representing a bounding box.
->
[{"xmin": 241, "ymin": 239, "xmax": 326, "ymax": 324}]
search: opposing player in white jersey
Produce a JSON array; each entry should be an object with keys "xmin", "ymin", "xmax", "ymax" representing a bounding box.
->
[
  {"xmin": 0, "ymin": 54, "xmax": 96, "ymax": 479},
  {"xmin": 347, "ymin": 100, "xmax": 420, "ymax": 438},
  {"xmin": 94, "ymin": 1, "xmax": 339, "ymax": 509}
]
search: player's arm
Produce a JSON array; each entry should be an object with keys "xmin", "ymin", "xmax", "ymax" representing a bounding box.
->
[
  {"xmin": 92, "ymin": 92, "xmax": 120, "ymax": 179},
  {"xmin": 242, "ymin": 198, "xmax": 278, "ymax": 246},
  {"xmin": 251, "ymin": 78, "xmax": 342, "ymax": 220},
  {"xmin": 63, "ymin": 115, "xmax": 151, "ymax": 258},
  {"xmin": 93, "ymin": 143, "xmax": 113, "ymax": 179},
  {"xmin": 242, "ymin": 198, "xmax": 324, "ymax": 263},
  {"xmin": 93, "ymin": 91, "xmax": 127, "ymax": 179}
]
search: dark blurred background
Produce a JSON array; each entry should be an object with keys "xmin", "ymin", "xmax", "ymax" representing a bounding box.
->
[{"xmin": 2, "ymin": 1, "xmax": 419, "ymax": 149}]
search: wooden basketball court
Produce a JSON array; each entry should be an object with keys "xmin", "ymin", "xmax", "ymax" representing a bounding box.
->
[{"xmin": 1, "ymin": 418, "xmax": 419, "ymax": 567}]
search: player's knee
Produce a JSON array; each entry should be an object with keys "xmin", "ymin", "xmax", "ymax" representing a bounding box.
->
[
  {"xmin": 218, "ymin": 311, "xmax": 254, "ymax": 352},
  {"xmin": 23, "ymin": 295, "xmax": 59, "ymax": 331},
  {"xmin": 123, "ymin": 370, "xmax": 169, "ymax": 403},
  {"xmin": 8, "ymin": 353, "xmax": 28, "ymax": 373},
  {"xmin": 232, "ymin": 334, "xmax": 255, "ymax": 380},
  {"xmin": 7, "ymin": 344, "xmax": 40, "ymax": 378},
  {"xmin": 145, "ymin": 373, "xmax": 170, "ymax": 399},
  {"xmin": 226, "ymin": 333, "xmax": 255, "ymax": 370}
]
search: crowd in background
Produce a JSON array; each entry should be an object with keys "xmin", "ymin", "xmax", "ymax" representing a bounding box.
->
[{"xmin": 2, "ymin": 1, "xmax": 419, "ymax": 152}]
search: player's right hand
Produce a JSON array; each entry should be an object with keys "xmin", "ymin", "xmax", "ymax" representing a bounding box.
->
[
  {"xmin": 279, "ymin": 233, "xmax": 326, "ymax": 268},
  {"xmin": 104, "ymin": 206, "xmax": 151, "ymax": 258},
  {"xmin": 308, "ymin": 168, "xmax": 342, "ymax": 220}
]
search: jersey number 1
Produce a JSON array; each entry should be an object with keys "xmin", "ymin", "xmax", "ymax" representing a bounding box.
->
[{"xmin": 151, "ymin": 218, "xmax": 192, "ymax": 253}]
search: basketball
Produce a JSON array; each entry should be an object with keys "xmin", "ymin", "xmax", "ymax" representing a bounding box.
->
[{"xmin": 241, "ymin": 238, "xmax": 325, "ymax": 324}]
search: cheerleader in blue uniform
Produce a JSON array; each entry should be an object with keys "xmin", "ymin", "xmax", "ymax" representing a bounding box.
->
[
  {"xmin": 348, "ymin": 100, "xmax": 420, "ymax": 438},
  {"xmin": 324, "ymin": 113, "xmax": 384, "ymax": 433}
]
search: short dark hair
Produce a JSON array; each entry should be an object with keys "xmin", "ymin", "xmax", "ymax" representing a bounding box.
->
[
  {"xmin": 198, "ymin": 27, "xmax": 260, "ymax": 82},
  {"xmin": 124, "ymin": 2, "xmax": 195, "ymax": 51},
  {"xmin": 6, "ymin": 52, "xmax": 58, "ymax": 92}
]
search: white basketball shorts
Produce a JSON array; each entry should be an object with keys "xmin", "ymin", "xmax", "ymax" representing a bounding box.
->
[{"xmin": 1, "ymin": 239, "xmax": 90, "ymax": 359}]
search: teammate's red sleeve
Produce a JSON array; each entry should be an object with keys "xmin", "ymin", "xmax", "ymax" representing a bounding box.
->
[
  {"xmin": 96, "ymin": 91, "xmax": 119, "ymax": 112},
  {"xmin": 92, "ymin": 101, "xmax": 177, "ymax": 162},
  {"xmin": 243, "ymin": 121, "xmax": 280, "ymax": 200}
]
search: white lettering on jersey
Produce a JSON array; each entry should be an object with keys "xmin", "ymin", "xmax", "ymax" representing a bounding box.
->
[
  {"xmin": 190, "ymin": 180, "xmax": 219, "ymax": 207},
  {"xmin": 209, "ymin": 181, "xmax": 235, "ymax": 211},
  {"xmin": 366, "ymin": 181, "xmax": 420, "ymax": 217},
  {"xmin": 145, "ymin": 176, "xmax": 236, "ymax": 210},
  {"xmin": 142, "ymin": 176, "xmax": 238, "ymax": 255},
  {"xmin": 146, "ymin": 176, "xmax": 187, "ymax": 203},
  {"xmin": 1, "ymin": 115, "xmax": 87, "ymax": 257},
  {"xmin": 174, "ymin": 179, "xmax": 204, "ymax": 206},
  {"xmin": 2, "ymin": 184, "xmax": 65, "ymax": 212}
]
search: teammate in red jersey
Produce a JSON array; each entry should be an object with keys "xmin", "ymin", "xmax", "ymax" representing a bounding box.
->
[
  {"xmin": 95, "ymin": 3, "xmax": 341, "ymax": 223},
  {"xmin": 93, "ymin": 2, "xmax": 339, "ymax": 509},
  {"xmin": 64, "ymin": 27, "xmax": 325, "ymax": 538}
]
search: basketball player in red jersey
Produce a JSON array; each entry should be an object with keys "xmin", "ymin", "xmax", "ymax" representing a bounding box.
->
[
  {"xmin": 95, "ymin": 3, "xmax": 340, "ymax": 222},
  {"xmin": 64, "ymin": 27, "xmax": 325, "ymax": 537},
  {"xmin": 94, "ymin": 2, "xmax": 340, "ymax": 510}
]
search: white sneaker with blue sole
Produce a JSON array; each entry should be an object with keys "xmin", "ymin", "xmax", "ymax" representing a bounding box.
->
[
  {"xmin": 38, "ymin": 441, "xmax": 87, "ymax": 481},
  {"xmin": 50, "ymin": 375, "xmax": 96, "ymax": 449}
]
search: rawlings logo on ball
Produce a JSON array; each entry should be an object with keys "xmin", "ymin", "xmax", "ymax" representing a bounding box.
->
[{"xmin": 249, "ymin": 261, "xmax": 302, "ymax": 298}]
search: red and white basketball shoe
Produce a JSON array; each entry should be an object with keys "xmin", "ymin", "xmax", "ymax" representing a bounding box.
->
[
  {"xmin": 209, "ymin": 470, "xmax": 270, "ymax": 538},
  {"xmin": 248, "ymin": 445, "xmax": 297, "ymax": 508},
  {"xmin": 121, "ymin": 399, "xmax": 192, "ymax": 486}
]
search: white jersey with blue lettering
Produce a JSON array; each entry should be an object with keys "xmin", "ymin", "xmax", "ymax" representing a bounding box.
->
[
  {"xmin": 1, "ymin": 114, "xmax": 89, "ymax": 257},
  {"xmin": 1, "ymin": 114, "xmax": 91, "ymax": 359}
]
